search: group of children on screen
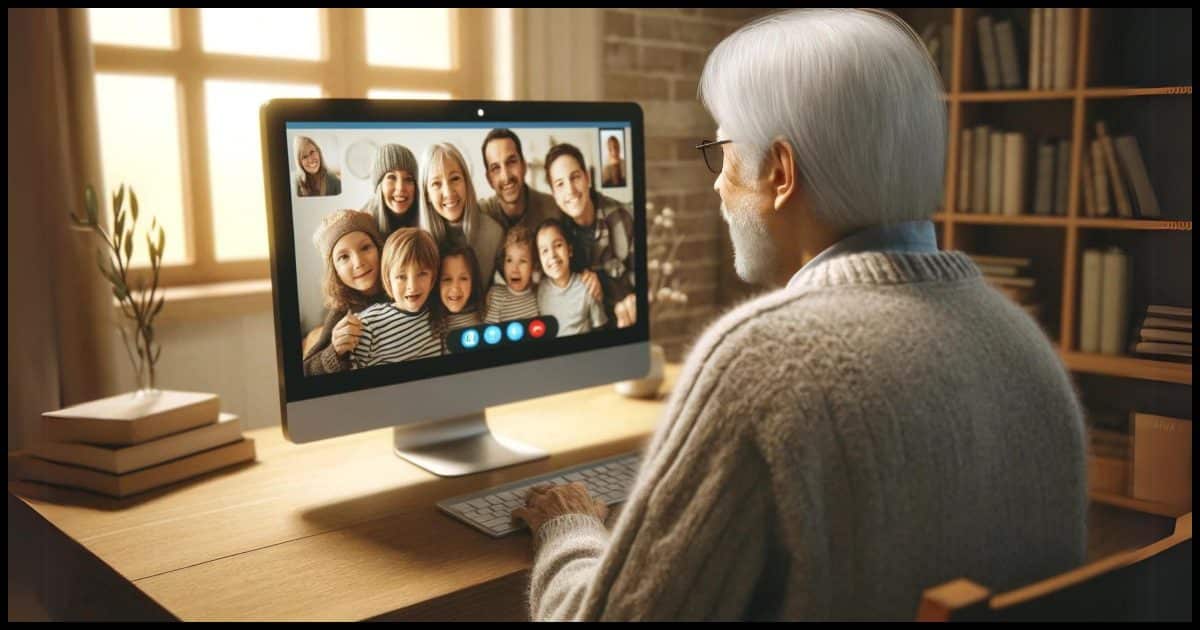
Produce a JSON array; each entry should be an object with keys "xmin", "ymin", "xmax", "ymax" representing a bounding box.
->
[{"xmin": 349, "ymin": 220, "xmax": 604, "ymax": 368}]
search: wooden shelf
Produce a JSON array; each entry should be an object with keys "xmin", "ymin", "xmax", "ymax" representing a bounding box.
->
[
  {"xmin": 1083, "ymin": 86, "xmax": 1193, "ymax": 99},
  {"xmin": 956, "ymin": 89, "xmax": 1076, "ymax": 102},
  {"xmin": 1075, "ymin": 218, "xmax": 1192, "ymax": 231},
  {"xmin": 1061, "ymin": 351, "xmax": 1192, "ymax": 385},
  {"xmin": 951, "ymin": 213, "xmax": 1069, "ymax": 227},
  {"xmin": 1090, "ymin": 490, "xmax": 1191, "ymax": 518}
]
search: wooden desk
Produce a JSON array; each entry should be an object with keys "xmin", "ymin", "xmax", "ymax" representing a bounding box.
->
[{"xmin": 9, "ymin": 366, "xmax": 680, "ymax": 621}]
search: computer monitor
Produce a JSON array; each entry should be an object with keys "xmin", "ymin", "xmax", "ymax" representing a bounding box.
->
[{"xmin": 260, "ymin": 99, "xmax": 648, "ymax": 476}]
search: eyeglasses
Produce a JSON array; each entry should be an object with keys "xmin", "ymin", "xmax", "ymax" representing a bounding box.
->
[{"xmin": 695, "ymin": 139, "xmax": 732, "ymax": 175}]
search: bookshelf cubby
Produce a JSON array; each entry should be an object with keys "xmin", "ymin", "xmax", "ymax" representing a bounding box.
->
[{"xmin": 900, "ymin": 7, "xmax": 1192, "ymax": 516}]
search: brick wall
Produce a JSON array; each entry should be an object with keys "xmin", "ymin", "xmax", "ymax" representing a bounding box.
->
[{"xmin": 601, "ymin": 8, "xmax": 770, "ymax": 362}]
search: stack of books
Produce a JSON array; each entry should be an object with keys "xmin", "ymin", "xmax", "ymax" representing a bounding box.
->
[
  {"xmin": 1081, "ymin": 121, "xmax": 1161, "ymax": 219},
  {"xmin": 958, "ymin": 125, "xmax": 1075, "ymax": 217},
  {"xmin": 1078, "ymin": 247, "xmax": 1130, "ymax": 355},
  {"xmin": 20, "ymin": 391, "xmax": 256, "ymax": 498},
  {"xmin": 975, "ymin": 9, "xmax": 1077, "ymax": 92},
  {"xmin": 1087, "ymin": 423, "xmax": 1130, "ymax": 496},
  {"xmin": 1131, "ymin": 305, "xmax": 1192, "ymax": 361},
  {"xmin": 972, "ymin": 254, "xmax": 1041, "ymax": 321}
]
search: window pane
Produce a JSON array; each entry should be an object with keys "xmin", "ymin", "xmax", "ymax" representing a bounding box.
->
[
  {"xmin": 366, "ymin": 9, "xmax": 451, "ymax": 69},
  {"xmin": 89, "ymin": 8, "xmax": 174, "ymax": 49},
  {"xmin": 94, "ymin": 74, "xmax": 187, "ymax": 267},
  {"xmin": 201, "ymin": 8, "xmax": 320, "ymax": 60},
  {"xmin": 206, "ymin": 80, "xmax": 321, "ymax": 262},
  {"xmin": 367, "ymin": 89, "xmax": 451, "ymax": 100}
]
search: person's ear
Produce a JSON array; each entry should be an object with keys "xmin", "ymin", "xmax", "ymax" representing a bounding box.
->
[{"xmin": 769, "ymin": 137, "xmax": 797, "ymax": 212}]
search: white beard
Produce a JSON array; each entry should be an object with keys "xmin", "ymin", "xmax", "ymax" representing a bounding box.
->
[{"xmin": 722, "ymin": 200, "xmax": 778, "ymax": 285}]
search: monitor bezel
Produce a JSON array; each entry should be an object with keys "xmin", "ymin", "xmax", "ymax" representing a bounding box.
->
[{"xmin": 260, "ymin": 99, "xmax": 649, "ymax": 408}]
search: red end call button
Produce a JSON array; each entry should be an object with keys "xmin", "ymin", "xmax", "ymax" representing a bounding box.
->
[{"xmin": 528, "ymin": 319, "xmax": 546, "ymax": 338}]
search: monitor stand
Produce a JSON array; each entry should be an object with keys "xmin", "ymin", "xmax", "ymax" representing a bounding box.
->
[{"xmin": 392, "ymin": 411, "xmax": 548, "ymax": 477}]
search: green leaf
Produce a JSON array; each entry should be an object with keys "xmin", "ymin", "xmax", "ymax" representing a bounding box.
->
[
  {"xmin": 124, "ymin": 229, "xmax": 134, "ymax": 260},
  {"xmin": 114, "ymin": 209, "xmax": 125, "ymax": 242},
  {"xmin": 114, "ymin": 184, "xmax": 125, "ymax": 223},
  {"xmin": 158, "ymin": 225, "xmax": 165, "ymax": 254},
  {"xmin": 84, "ymin": 186, "xmax": 98, "ymax": 226},
  {"xmin": 146, "ymin": 234, "xmax": 155, "ymax": 259},
  {"xmin": 112, "ymin": 284, "xmax": 127, "ymax": 301},
  {"xmin": 130, "ymin": 188, "xmax": 139, "ymax": 223},
  {"xmin": 153, "ymin": 294, "xmax": 166, "ymax": 316}
]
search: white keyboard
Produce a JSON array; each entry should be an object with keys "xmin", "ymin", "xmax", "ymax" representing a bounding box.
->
[{"xmin": 437, "ymin": 452, "xmax": 641, "ymax": 537}]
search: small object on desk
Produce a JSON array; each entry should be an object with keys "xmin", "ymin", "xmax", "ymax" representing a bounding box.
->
[{"xmin": 438, "ymin": 451, "xmax": 641, "ymax": 537}]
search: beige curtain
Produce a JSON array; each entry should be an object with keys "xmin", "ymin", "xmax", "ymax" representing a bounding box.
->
[{"xmin": 8, "ymin": 8, "xmax": 115, "ymax": 450}]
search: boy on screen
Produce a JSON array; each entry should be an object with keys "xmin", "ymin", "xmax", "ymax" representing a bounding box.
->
[
  {"xmin": 352, "ymin": 228, "xmax": 444, "ymax": 367},
  {"xmin": 485, "ymin": 225, "xmax": 540, "ymax": 323}
]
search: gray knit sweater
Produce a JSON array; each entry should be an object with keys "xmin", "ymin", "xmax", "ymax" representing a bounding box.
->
[{"xmin": 528, "ymin": 250, "xmax": 1087, "ymax": 620}]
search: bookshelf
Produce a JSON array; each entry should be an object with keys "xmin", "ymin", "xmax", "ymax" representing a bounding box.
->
[{"xmin": 909, "ymin": 8, "xmax": 1192, "ymax": 517}]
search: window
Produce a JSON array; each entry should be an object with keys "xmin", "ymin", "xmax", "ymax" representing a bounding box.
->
[{"xmin": 89, "ymin": 8, "xmax": 488, "ymax": 285}]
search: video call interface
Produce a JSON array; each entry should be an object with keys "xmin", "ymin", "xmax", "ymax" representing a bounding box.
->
[{"xmin": 287, "ymin": 121, "xmax": 637, "ymax": 378}]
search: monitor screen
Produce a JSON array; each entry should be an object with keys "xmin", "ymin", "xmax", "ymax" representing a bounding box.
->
[{"xmin": 261, "ymin": 100, "xmax": 648, "ymax": 424}]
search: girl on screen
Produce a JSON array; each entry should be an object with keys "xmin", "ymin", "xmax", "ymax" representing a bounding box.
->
[
  {"xmin": 419, "ymin": 142, "xmax": 504, "ymax": 290},
  {"xmin": 439, "ymin": 244, "xmax": 484, "ymax": 332},
  {"xmin": 362, "ymin": 143, "xmax": 420, "ymax": 238},
  {"xmin": 295, "ymin": 135, "xmax": 343, "ymax": 197},
  {"xmin": 303, "ymin": 209, "xmax": 387, "ymax": 376}
]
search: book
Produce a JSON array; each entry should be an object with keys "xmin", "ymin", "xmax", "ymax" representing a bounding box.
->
[
  {"xmin": 988, "ymin": 130, "xmax": 1006, "ymax": 214},
  {"xmin": 1052, "ymin": 8, "xmax": 1076, "ymax": 90},
  {"xmin": 1139, "ymin": 328, "xmax": 1191, "ymax": 344},
  {"xmin": 19, "ymin": 438, "xmax": 256, "ymax": 498},
  {"xmin": 42, "ymin": 390, "xmax": 220, "ymax": 446},
  {"xmin": 972, "ymin": 126, "xmax": 991, "ymax": 213},
  {"xmin": 1053, "ymin": 139, "xmax": 1071, "ymax": 215},
  {"xmin": 958, "ymin": 128, "xmax": 973, "ymax": 211},
  {"xmin": 1088, "ymin": 454, "xmax": 1129, "ymax": 495},
  {"xmin": 1090, "ymin": 427, "xmax": 1131, "ymax": 457},
  {"xmin": 1090, "ymin": 139, "xmax": 1112, "ymax": 217},
  {"xmin": 1098, "ymin": 247, "xmax": 1130, "ymax": 355},
  {"xmin": 1131, "ymin": 413, "xmax": 1191, "ymax": 508},
  {"xmin": 27, "ymin": 412, "xmax": 243, "ymax": 475},
  {"xmin": 1146, "ymin": 305, "xmax": 1192, "ymax": 319},
  {"xmin": 1079, "ymin": 249, "xmax": 1104, "ymax": 353},
  {"xmin": 1002, "ymin": 132, "xmax": 1026, "ymax": 215},
  {"xmin": 1097, "ymin": 122, "xmax": 1133, "ymax": 218},
  {"xmin": 1142, "ymin": 316, "xmax": 1192, "ymax": 331},
  {"xmin": 969, "ymin": 254, "xmax": 1032, "ymax": 268},
  {"xmin": 976, "ymin": 263, "xmax": 1022, "ymax": 277},
  {"xmin": 994, "ymin": 19, "xmax": 1022, "ymax": 89},
  {"xmin": 977, "ymin": 15, "xmax": 1001, "ymax": 90},
  {"xmin": 1032, "ymin": 139, "xmax": 1056, "ymax": 215},
  {"xmin": 1080, "ymin": 152, "xmax": 1096, "ymax": 217},
  {"xmin": 1113, "ymin": 135, "xmax": 1161, "ymax": 218},
  {"xmin": 1040, "ymin": 7, "xmax": 1054, "ymax": 92},
  {"xmin": 1029, "ymin": 8, "xmax": 1043, "ymax": 90},
  {"xmin": 1133, "ymin": 341, "xmax": 1193, "ymax": 358}
]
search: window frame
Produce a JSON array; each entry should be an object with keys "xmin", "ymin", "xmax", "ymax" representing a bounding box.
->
[{"xmin": 91, "ymin": 8, "xmax": 487, "ymax": 287}]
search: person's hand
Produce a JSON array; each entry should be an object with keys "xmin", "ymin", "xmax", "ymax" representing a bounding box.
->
[
  {"xmin": 331, "ymin": 312, "xmax": 363, "ymax": 356},
  {"xmin": 512, "ymin": 482, "xmax": 608, "ymax": 535},
  {"xmin": 580, "ymin": 269, "xmax": 604, "ymax": 303},
  {"xmin": 614, "ymin": 294, "xmax": 637, "ymax": 328}
]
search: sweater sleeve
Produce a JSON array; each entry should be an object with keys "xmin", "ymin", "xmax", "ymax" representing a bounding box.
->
[{"xmin": 528, "ymin": 356, "xmax": 773, "ymax": 621}]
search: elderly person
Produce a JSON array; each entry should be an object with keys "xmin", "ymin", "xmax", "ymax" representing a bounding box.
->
[{"xmin": 513, "ymin": 9, "xmax": 1086, "ymax": 621}]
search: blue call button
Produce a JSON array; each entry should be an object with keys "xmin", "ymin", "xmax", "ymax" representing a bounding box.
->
[
  {"xmin": 460, "ymin": 328, "xmax": 480, "ymax": 349},
  {"xmin": 483, "ymin": 325, "xmax": 503, "ymax": 345},
  {"xmin": 506, "ymin": 321, "xmax": 524, "ymax": 342}
]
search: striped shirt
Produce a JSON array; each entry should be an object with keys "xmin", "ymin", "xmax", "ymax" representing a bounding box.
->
[
  {"xmin": 351, "ymin": 303, "xmax": 443, "ymax": 368},
  {"xmin": 446, "ymin": 309, "xmax": 482, "ymax": 332},
  {"xmin": 484, "ymin": 284, "xmax": 540, "ymax": 323}
]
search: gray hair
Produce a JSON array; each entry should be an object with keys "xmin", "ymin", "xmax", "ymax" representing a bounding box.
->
[
  {"xmin": 699, "ymin": 8, "xmax": 946, "ymax": 231},
  {"xmin": 419, "ymin": 142, "xmax": 482, "ymax": 246}
]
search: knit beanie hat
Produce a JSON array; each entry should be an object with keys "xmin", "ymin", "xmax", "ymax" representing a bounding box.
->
[
  {"xmin": 370, "ymin": 143, "xmax": 419, "ymax": 191},
  {"xmin": 313, "ymin": 209, "xmax": 384, "ymax": 260}
]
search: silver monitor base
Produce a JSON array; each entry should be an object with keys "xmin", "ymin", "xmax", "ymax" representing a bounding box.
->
[{"xmin": 392, "ymin": 411, "xmax": 547, "ymax": 477}]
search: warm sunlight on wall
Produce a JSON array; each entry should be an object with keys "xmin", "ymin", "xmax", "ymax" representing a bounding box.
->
[
  {"xmin": 89, "ymin": 8, "xmax": 174, "ymax": 49},
  {"xmin": 366, "ymin": 8, "xmax": 451, "ymax": 69},
  {"xmin": 206, "ymin": 80, "xmax": 321, "ymax": 261},
  {"xmin": 94, "ymin": 74, "xmax": 188, "ymax": 266},
  {"xmin": 200, "ymin": 8, "xmax": 321, "ymax": 60}
]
